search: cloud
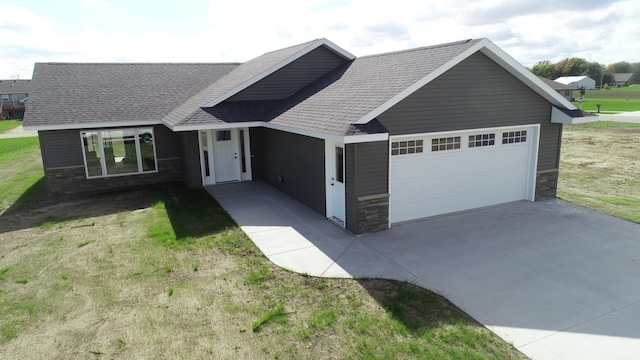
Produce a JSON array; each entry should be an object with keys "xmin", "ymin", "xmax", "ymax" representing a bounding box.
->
[{"xmin": 1, "ymin": 0, "xmax": 638, "ymax": 78}]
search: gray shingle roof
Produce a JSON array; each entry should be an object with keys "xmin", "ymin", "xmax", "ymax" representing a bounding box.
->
[
  {"xmin": 0, "ymin": 79, "xmax": 31, "ymax": 94},
  {"xmin": 24, "ymin": 63, "xmax": 238, "ymax": 128},
  {"xmin": 176, "ymin": 39, "xmax": 483, "ymax": 136}
]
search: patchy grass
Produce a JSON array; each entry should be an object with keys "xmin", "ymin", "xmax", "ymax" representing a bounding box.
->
[
  {"xmin": 0, "ymin": 136, "xmax": 528, "ymax": 359},
  {"xmin": 559, "ymin": 121, "xmax": 640, "ymax": 223},
  {"xmin": 0, "ymin": 188, "xmax": 527, "ymax": 358},
  {"xmin": 0, "ymin": 120, "xmax": 23, "ymax": 133}
]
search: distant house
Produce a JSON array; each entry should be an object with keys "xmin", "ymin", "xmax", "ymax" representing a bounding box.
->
[
  {"xmin": 554, "ymin": 76, "xmax": 596, "ymax": 90},
  {"xmin": 0, "ymin": 79, "xmax": 30, "ymax": 119},
  {"xmin": 611, "ymin": 73, "xmax": 633, "ymax": 87},
  {"xmin": 24, "ymin": 38, "xmax": 592, "ymax": 234},
  {"xmin": 538, "ymin": 77, "xmax": 574, "ymax": 101}
]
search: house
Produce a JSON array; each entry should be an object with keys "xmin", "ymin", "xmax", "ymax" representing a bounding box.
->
[
  {"xmin": 554, "ymin": 75, "xmax": 596, "ymax": 90},
  {"xmin": 611, "ymin": 73, "xmax": 633, "ymax": 87},
  {"xmin": 23, "ymin": 38, "xmax": 591, "ymax": 234},
  {"xmin": 538, "ymin": 76, "xmax": 574, "ymax": 101},
  {"xmin": 0, "ymin": 79, "xmax": 30, "ymax": 119}
]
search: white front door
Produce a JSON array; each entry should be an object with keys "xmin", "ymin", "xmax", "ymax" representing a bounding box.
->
[
  {"xmin": 200, "ymin": 129, "xmax": 250, "ymax": 185},
  {"xmin": 328, "ymin": 142, "xmax": 345, "ymax": 224},
  {"xmin": 212, "ymin": 129, "xmax": 240, "ymax": 183}
]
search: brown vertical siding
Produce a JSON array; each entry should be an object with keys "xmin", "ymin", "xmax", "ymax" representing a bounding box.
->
[
  {"xmin": 377, "ymin": 52, "xmax": 561, "ymax": 170},
  {"xmin": 259, "ymin": 128, "xmax": 325, "ymax": 215},
  {"xmin": 228, "ymin": 46, "xmax": 348, "ymax": 102}
]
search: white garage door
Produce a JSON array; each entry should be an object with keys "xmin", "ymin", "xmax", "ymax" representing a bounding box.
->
[{"xmin": 390, "ymin": 126, "xmax": 538, "ymax": 224}]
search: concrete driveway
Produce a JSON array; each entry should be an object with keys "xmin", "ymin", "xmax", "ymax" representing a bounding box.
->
[{"xmin": 207, "ymin": 182, "xmax": 640, "ymax": 360}]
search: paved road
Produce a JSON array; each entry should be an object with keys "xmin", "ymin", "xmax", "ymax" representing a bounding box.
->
[{"xmin": 596, "ymin": 110, "xmax": 640, "ymax": 123}]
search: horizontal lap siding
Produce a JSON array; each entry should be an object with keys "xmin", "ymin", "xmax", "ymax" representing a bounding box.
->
[
  {"xmin": 39, "ymin": 130, "xmax": 84, "ymax": 168},
  {"xmin": 228, "ymin": 46, "xmax": 348, "ymax": 101},
  {"xmin": 346, "ymin": 141, "xmax": 389, "ymax": 233},
  {"xmin": 377, "ymin": 52, "xmax": 561, "ymax": 170},
  {"xmin": 259, "ymin": 128, "xmax": 325, "ymax": 215},
  {"xmin": 154, "ymin": 125, "xmax": 181, "ymax": 158},
  {"xmin": 179, "ymin": 131, "xmax": 201, "ymax": 188}
]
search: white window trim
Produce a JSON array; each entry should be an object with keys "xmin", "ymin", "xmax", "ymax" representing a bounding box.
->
[{"xmin": 80, "ymin": 128, "xmax": 159, "ymax": 179}]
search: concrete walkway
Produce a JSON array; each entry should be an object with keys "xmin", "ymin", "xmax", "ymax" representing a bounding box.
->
[
  {"xmin": 0, "ymin": 125, "xmax": 38, "ymax": 139},
  {"xmin": 208, "ymin": 182, "xmax": 640, "ymax": 360}
]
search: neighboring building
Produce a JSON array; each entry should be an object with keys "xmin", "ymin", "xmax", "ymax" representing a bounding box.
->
[
  {"xmin": 554, "ymin": 76, "xmax": 596, "ymax": 90},
  {"xmin": 23, "ymin": 38, "xmax": 591, "ymax": 234},
  {"xmin": 611, "ymin": 73, "xmax": 633, "ymax": 87},
  {"xmin": 538, "ymin": 76, "xmax": 574, "ymax": 101},
  {"xmin": 0, "ymin": 79, "xmax": 30, "ymax": 119}
]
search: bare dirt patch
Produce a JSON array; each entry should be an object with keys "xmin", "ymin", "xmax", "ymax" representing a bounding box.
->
[{"xmin": 558, "ymin": 122, "xmax": 640, "ymax": 222}]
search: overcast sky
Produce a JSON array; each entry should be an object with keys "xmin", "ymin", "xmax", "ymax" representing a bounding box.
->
[{"xmin": 1, "ymin": 0, "xmax": 638, "ymax": 79}]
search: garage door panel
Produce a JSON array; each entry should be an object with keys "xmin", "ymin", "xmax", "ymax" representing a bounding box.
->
[{"xmin": 390, "ymin": 126, "xmax": 535, "ymax": 224}]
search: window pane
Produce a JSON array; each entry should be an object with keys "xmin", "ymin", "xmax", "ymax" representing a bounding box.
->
[
  {"xmin": 217, "ymin": 130, "xmax": 231, "ymax": 141},
  {"xmin": 139, "ymin": 128, "xmax": 156, "ymax": 172},
  {"xmin": 335, "ymin": 147, "xmax": 344, "ymax": 183},
  {"xmin": 82, "ymin": 132, "xmax": 103, "ymax": 177},
  {"xmin": 102, "ymin": 130, "xmax": 139, "ymax": 175}
]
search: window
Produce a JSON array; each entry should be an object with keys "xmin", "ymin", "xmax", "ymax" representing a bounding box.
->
[
  {"xmin": 216, "ymin": 130, "xmax": 231, "ymax": 141},
  {"xmin": 391, "ymin": 139, "xmax": 424, "ymax": 156},
  {"xmin": 335, "ymin": 146, "xmax": 344, "ymax": 183},
  {"xmin": 469, "ymin": 133, "xmax": 495, "ymax": 148},
  {"xmin": 431, "ymin": 136, "xmax": 461, "ymax": 152},
  {"xmin": 81, "ymin": 128, "xmax": 157, "ymax": 178},
  {"xmin": 502, "ymin": 130, "xmax": 527, "ymax": 144}
]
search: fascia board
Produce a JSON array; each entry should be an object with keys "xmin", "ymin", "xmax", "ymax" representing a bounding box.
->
[
  {"xmin": 202, "ymin": 38, "xmax": 355, "ymax": 108},
  {"xmin": 170, "ymin": 121, "xmax": 264, "ymax": 132},
  {"xmin": 23, "ymin": 120, "xmax": 164, "ymax": 131},
  {"xmin": 550, "ymin": 106, "xmax": 598, "ymax": 124}
]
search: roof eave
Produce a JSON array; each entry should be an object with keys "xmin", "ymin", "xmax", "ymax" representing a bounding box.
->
[{"xmin": 22, "ymin": 119, "xmax": 164, "ymax": 131}]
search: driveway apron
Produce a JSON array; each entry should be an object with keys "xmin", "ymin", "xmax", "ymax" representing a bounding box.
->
[{"xmin": 208, "ymin": 181, "xmax": 640, "ymax": 360}]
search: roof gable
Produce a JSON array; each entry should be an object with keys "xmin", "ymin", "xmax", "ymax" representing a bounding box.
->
[
  {"xmin": 162, "ymin": 38, "xmax": 354, "ymax": 128},
  {"xmin": 352, "ymin": 38, "xmax": 576, "ymax": 125},
  {"xmin": 202, "ymin": 38, "xmax": 354, "ymax": 108}
]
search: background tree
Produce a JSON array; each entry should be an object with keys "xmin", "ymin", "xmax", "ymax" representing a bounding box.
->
[
  {"xmin": 607, "ymin": 61, "xmax": 633, "ymax": 73},
  {"xmin": 530, "ymin": 60, "xmax": 556, "ymax": 79}
]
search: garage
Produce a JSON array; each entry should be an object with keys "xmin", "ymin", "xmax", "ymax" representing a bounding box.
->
[{"xmin": 389, "ymin": 125, "xmax": 539, "ymax": 224}]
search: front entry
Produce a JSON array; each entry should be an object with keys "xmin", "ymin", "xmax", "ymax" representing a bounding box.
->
[
  {"xmin": 326, "ymin": 141, "xmax": 345, "ymax": 225},
  {"xmin": 199, "ymin": 128, "xmax": 252, "ymax": 185}
]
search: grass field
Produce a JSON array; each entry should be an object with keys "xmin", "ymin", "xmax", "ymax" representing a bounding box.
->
[
  {"xmin": 0, "ymin": 137, "xmax": 45, "ymax": 212},
  {"xmin": 0, "ymin": 140, "xmax": 527, "ymax": 359},
  {"xmin": 575, "ymin": 85, "xmax": 640, "ymax": 113},
  {"xmin": 0, "ymin": 120, "xmax": 23, "ymax": 134}
]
